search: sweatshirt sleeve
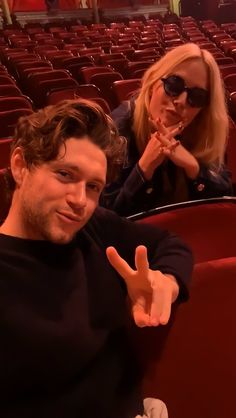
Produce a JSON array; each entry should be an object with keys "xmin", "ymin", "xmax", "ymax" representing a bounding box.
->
[{"xmin": 87, "ymin": 207, "xmax": 193, "ymax": 302}]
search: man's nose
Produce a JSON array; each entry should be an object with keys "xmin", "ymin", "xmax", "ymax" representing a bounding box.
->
[{"xmin": 66, "ymin": 182, "xmax": 87, "ymax": 210}]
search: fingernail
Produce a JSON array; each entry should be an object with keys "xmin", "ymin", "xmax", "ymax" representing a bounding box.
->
[{"xmin": 178, "ymin": 122, "xmax": 184, "ymax": 131}]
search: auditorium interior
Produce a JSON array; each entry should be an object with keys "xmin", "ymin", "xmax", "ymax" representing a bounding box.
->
[{"xmin": 0, "ymin": 2, "xmax": 235, "ymax": 418}]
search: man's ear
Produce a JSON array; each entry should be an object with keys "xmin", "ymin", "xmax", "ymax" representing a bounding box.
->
[{"xmin": 10, "ymin": 147, "xmax": 28, "ymax": 186}]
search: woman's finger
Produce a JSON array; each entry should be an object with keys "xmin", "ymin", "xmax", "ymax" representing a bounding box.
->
[
  {"xmin": 157, "ymin": 134, "xmax": 171, "ymax": 147},
  {"xmin": 153, "ymin": 117, "xmax": 169, "ymax": 135},
  {"xmin": 166, "ymin": 124, "xmax": 183, "ymax": 140}
]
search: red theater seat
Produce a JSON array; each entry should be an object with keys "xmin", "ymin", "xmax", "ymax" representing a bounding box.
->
[
  {"xmin": 0, "ymin": 169, "xmax": 10, "ymax": 224},
  {"xmin": 47, "ymin": 84, "xmax": 101, "ymax": 105},
  {"xmin": 132, "ymin": 256, "xmax": 236, "ymax": 418},
  {"xmin": 131, "ymin": 198, "xmax": 236, "ymax": 264},
  {"xmin": 89, "ymin": 71, "xmax": 123, "ymax": 109},
  {"xmin": 0, "ymin": 96, "xmax": 33, "ymax": 111},
  {"xmin": 79, "ymin": 66, "xmax": 114, "ymax": 83},
  {"xmin": 0, "ymin": 108, "xmax": 33, "ymax": 138},
  {"xmin": 0, "ymin": 84, "xmax": 23, "ymax": 97},
  {"xmin": 112, "ymin": 78, "xmax": 141, "ymax": 104},
  {"xmin": 0, "ymin": 138, "xmax": 13, "ymax": 169}
]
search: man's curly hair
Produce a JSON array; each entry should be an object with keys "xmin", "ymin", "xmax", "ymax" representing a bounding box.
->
[{"xmin": 7, "ymin": 98, "xmax": 126, "ymax": 190}]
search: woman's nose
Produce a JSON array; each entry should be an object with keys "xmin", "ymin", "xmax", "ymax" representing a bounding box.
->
[{"xmin": 173, "ymin": 91, "xmax": 188, "ymax": 107}]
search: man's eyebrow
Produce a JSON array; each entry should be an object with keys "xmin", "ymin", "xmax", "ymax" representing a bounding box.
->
[{"xmin": 51, "ymin": 162, "xmax": 106, "ymax": 186}]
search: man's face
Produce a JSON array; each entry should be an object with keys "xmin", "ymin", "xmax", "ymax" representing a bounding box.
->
[{"xmin": 15, "ymin": 137, "xmax": 107, "ymax": 244}]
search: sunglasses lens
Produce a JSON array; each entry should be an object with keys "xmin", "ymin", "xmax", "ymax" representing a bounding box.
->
[
  {"xmin": 163, "ymin": 75, "xmax": 185, "ymax": 97},
  {"xmin": 163, "ymin": 75, "xmax": 209, "ymax": 108},
  {"xmin": 188, "ymin": 88, "xmax": 209, "ymax": 108}
]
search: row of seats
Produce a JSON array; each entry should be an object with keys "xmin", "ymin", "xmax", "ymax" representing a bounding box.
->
[
  {"xmin": 1, "ymin": 17, "xmax": 236, "ymax": 96},
  {"xmin": 0, "ymin": 17, "xmax": 236, "ymax": 418},
  {"xmin": 0, "ymin": 16, "xmax": 236, "ymax": 182},
  {"xmin": 131, "ymin": 194, "xmax": 236, "ymax": 418}
]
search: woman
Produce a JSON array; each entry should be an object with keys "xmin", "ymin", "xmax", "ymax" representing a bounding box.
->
[{"xmin": 101, "ymin": 43, "xmax": 232, "ymax": 216}]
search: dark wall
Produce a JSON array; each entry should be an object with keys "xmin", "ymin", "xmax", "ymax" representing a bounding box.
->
[{"xmin": 180, "ymin": 0, "xmax": 218, "ymax": 20}]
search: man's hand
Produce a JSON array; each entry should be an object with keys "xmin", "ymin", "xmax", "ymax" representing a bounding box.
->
[{"xmin": 106, "ymin": 245, "xmax": 179, "ymax": 328}]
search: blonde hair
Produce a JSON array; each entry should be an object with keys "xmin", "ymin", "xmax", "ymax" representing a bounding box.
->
[{"xmin": 133, "ymin": 43, "xmax": 229, "ymax": 169}]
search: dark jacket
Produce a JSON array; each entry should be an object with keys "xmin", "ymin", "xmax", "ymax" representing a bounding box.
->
[{"xmin": 101, "ymin": 100, "xmax": 232, "ymax": 216}]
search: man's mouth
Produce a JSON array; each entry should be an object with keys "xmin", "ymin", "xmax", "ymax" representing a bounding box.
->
[{"xmin": 57, "ymin": 211, "xmax": 84, "ymax": 224}]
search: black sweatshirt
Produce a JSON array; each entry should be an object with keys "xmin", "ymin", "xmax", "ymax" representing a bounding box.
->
[{"xmin": 0, "ymin": 207, "xmax": 193, "ymax": 418}]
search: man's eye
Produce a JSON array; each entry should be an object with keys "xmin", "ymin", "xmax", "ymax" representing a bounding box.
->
[
  {"xmin": 87, "ymin": 183, "xmax": 101, "ymax": 193},
  {"xmin": 56, "ymin": 171, "xmax": 72, "ymax": 180}
]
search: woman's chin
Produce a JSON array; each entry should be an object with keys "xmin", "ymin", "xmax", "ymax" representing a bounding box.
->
[{"xmin": 162, "ymin": 117, "xmax": 182, "ymax": 129}]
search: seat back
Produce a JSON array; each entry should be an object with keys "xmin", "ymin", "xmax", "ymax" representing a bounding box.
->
[
  {"xmin": 224, "ymin": 73, "xmax": 236, "ymax": 93},
  {"xmin": 112, "ymin": 78, "xmax": 141, "ymax": 104},
  {"xmin": 0, "ymin": 84, "xmax": 22, "ymax": 97},
  {"xmin": 226, "ymin": 119, "xmax": 236, "ymax": 191},
  {"xmin": 0, "ymin": 138, "xmax": 13, "ymax": 169},
  {"xmin": 46, "ymin": 84, "xmax": 101, "ymax": 105},
  {"xmin": 27, "ymin": 69, "xmax": 71, "ymax": 84},
  {"xmin": 79, "ymin": 66, "xmax": 114, "ymax": 83},
  {"xmin": 90, "ymin": 71, "xmax": 123, "ymax": 110},
  {"xmin": 35, "ymin": 78, "xmax": 79, "ymax": 108},
  {"xmin": 0, "ymin": 108, "xmax": 33, "ymax": 138},
  {"xmin": 215, "ymin": 57, "xmax": 234, "ymax": 66},
  {"xmin": 0, "ymin": 75, "xmax": 15, "ymax": 85},
  {"xmin": 88, "ymin": 97, "xmax": 111, "ymax": 114},
  {"xmin": 0, "ymin": 96, "xmax": 33, "ymax": 111},
  {"xmin": 132, "ymin": 257, "xmax": 236, "ymax": 418},
  {"xmin": 131, "ymin": 198, "xmax": 236, "ymax": 263},
  {"xmin": 220, "ymin": 64, "xmax": 236, "ymax": 78},
  {"xmin": 0, "ymin": 169, "xmax": 11, "ymax": 224},
  {"xmin": 228, "ymin": 91, "xmax": 236, "ymax": 123}
]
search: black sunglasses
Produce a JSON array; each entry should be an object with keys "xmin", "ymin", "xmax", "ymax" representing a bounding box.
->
[{"xmin": 161, "ymin": 75, "xmax": 209, "ymax": 108}]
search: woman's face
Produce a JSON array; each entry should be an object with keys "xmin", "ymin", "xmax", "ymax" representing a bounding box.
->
[{"xmin": 149, "ymin": 59, "xmax": 209, "ymax": 130}]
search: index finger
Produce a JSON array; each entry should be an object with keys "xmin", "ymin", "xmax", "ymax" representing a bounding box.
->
[
  {"xmin": 106, "ymin": 246, "xmax": 134, "ymax": 278},
  {"xmin": 153, "ymin": 118, "xmax": 169, "ymax": 135}
]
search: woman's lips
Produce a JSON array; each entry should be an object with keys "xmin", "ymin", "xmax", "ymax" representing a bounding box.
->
[{"xmin": 165, "ymin": 109, "xmax": 182, "ymax": 123}]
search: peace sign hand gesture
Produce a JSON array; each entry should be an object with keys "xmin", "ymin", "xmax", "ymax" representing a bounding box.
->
[{"xmin": 106, "ymin": 245, "xmax": 179, "ymax": 328}]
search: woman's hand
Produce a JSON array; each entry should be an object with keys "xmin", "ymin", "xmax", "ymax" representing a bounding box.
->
[
  {"xmin": 154, "ymin": 118, "xmax": 200, "ymax": 179},
  {"xmin": 106, "ymin": 245, "xmax": 179, "ymax": 327},
  {"xmin": 138, "ymin": 132, "xmax": 166, "ymax": 181},
  {"xmin": 139, "ymin": 123, "xmax": 182, "ymax": 181}
]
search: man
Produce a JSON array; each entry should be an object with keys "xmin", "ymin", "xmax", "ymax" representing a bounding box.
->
[{"xmin": 0, "ymin": 99, "xmax": 192, "ymax": 418}]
